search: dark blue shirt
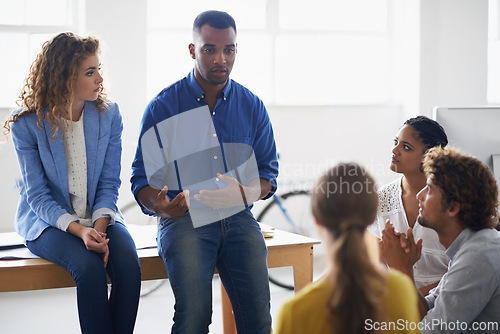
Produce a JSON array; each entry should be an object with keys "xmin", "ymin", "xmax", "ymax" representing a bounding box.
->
[{"xmin": 131, "ymin": 70, "xmax": 278, "ymax": 216}]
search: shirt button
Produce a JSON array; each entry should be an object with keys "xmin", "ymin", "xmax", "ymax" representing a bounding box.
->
[
  {"xmin": 201, "ymin": 94, "xmax": 205, "ymax": 99},
  {"xmin": 196, "ymin": 98, "xmax": 201, "ymax": 102},
  {"xmin": 212, "ymin": 112, "xmax": 215, "ymax": 116},
  {"xmin": 213, "ymin": 133, "xmax": 217, "ymax": 137},
  {"xmin": 223, "ymin": 97, "xmax": 227, "ymax": 101},
  {"xmin": 215, "ymin": 177, "xmax": 220, "ymax": 181},
  {"xmin": 214, "ymin": 156, "xmax": 218, "ymax": 160}
]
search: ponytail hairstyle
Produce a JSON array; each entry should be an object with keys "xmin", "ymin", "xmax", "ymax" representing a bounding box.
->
[
  {"xmin": 3, "ymin": 32, "xmax": 106, "ymax": 138},
  {"xmin": 311, "ymin": 163, "xmax": 384, "ymax": 334}
]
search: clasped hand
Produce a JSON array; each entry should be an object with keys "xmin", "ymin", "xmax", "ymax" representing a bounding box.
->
[
  {"xmin": 379, "ymin": 220, "xmax": 423, "ymax": 276},
  {"xmin": 82, "ymin": 227, "xmax": 109, "ymax": 266}
]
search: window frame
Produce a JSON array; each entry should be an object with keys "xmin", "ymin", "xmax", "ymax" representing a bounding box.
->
[
  {"xmin": 146, "ymin": 0, "xmax": 395, "ymax": 106},
  {"xmin": 0, "ymin": 0, "xmax": 81, "ymax": 109}
]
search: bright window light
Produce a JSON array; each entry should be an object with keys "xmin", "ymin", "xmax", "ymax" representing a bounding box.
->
[
  {"xmin": 0, "ymin": 0, "xmax": 68, "ymax": 26},
  {"xmin": 0, "ymin": 0, "xmax": 74, "ymax": 108},
  {"xmin": 488, "ymin": 0, "xmax": 500, "ymax": 103},
  {"xmin": 279, "ymin": 0, "xmax": 388, "ymax": 31},
  {"xmin": 147, "ymin": 0, "xmax": 266, "ymax": 29},
  {"xmin": 147, "ymin": 0, "xmax": 391, "ymax": 105},
  {"xmin": 275, "ymin": 34, "xmax": 389, "ymax": 105}
]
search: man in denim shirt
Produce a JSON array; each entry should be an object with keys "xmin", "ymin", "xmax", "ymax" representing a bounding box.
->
[
  {"xmin": 131, "ymin": 10, "xmax": 278, "ymax": 334},
  {"xmin": 380, "ymin": 146, "xmax": 500, "ymax": 333}
]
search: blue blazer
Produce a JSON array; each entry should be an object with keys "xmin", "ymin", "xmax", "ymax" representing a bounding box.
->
[{"xmin": 10, "ymin": 101, "xmax": 124, "ymax": 241}]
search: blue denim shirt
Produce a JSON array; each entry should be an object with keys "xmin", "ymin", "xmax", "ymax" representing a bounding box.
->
[
  {"xmin": 422, "ymin": 228, "xmax": 500, "ymax": 333},
  {"xmin": 131, "ymin": 70, "xmax": 278, "ymax": 220}
]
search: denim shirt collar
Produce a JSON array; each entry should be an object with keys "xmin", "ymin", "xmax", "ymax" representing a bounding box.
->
[
  {"xmin": 446, "ymin": 228, "xmax": 474, "ymax": 261},
  {"xmin": 186, "ymin": 69, "xmax": 232, "ymax": 102}
]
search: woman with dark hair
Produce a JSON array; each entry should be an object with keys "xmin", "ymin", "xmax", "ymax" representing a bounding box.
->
[
  {"xmin": 369, "ymin": 115, "xmax": 449, "ymax": 295},
  {"xmin": 4, "ymin": 32, "xmax": 141, "ymax": 334},
  {"xmin": 275, "ymin": 163, "xmax": 419, "ymax": 334}
]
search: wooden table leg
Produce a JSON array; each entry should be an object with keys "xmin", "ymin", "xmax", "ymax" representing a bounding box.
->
[
  {"xmin": 292, "ymin": 246, "xmax": 314, "ymax": 292},
  {"xmin": 221, "ymin": 281, "xmax": 237, "ymax": 334}
]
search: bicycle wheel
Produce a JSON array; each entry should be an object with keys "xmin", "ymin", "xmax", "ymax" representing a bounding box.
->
[
  {"xmin": 120, "ymin": 201, "xmax": 166, "ymax": 297},
  {"xmin": 257, "ymin": 190, "xmax": 313, "ymax": 236},
  {"xmin": 257, "ymin": 190, "xmax": 326, "ymax": 290}
]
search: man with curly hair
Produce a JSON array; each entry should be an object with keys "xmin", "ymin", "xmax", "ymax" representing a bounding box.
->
[{"xmin": 380, "ymin": 146, "xmax": 500, "ymax": 333}]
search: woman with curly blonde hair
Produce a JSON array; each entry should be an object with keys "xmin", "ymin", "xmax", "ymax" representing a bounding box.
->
[{"xmin": 4, "ymin": 32, "xmax": 141, "ymax": 334}]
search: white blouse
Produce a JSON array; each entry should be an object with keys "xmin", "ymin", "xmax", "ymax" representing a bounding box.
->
[
  {"xmin": 62, "ymin": 115, "xmax": 92, "ymax": 227},
  {"xmin": 368, "ymin": 177, "xmax": 449, "ymax": 289}
]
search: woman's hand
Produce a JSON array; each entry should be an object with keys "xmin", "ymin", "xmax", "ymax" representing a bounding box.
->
[
  {"xmin": 84, "ymin": 228, "xmax": 109, "ymax": 264},
  {"xmin": 68, "ymin": 222, "xmax": 110, "ymax": 266},
  {"xmin": 93, "ymin": 218, "xmax": 110, "ymax": 266},
  {"xmin": 98, "ymin": 242, "xmax": 110, "ymax": 267}
]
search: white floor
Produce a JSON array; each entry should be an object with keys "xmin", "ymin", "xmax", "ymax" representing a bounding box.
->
[{"xmin": 0, "ymin": 269, "xmax": 299, "ymax": 334}]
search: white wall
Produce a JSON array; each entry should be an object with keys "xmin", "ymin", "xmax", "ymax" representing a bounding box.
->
[
  {"xmin": 84, "ymin": 0, "xmax": 148, "ymax": 211},
  {"xmin": 267, "ymin": 105, "xmax": 405, "ymax": 189},
  {"xmin": 420, "ymin": 0, "xmax": 488, "ymax": 115},
  {"xmin": 0, "ymin": 128, "xmax": 20, "ymax": 232},
  {"xmin": 0, "ymin": 0, "xmax": 489, "ymax": 232}
]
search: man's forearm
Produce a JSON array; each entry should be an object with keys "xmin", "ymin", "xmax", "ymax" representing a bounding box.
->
[
  {"xmin": 389, "ymin": 263, "xmax": 429, "ymax": 320},
  {"xmin": 137, "ymin": 185, "xmax": 161, "ymax": 215},
  {"xmin": 258, "ymin": 178, "xmax": 272, "ymax": 200},
  {"xmin": 419, "ymin": 281, "xmax": 439, "ymax": 296},
  {"xmin": 240, "ymin": 178, "xmax": 272, "ymax": 205},
  {"xmin": 417, "ymin": 289, "xmax": 430, "ymax": 320},
  {"xmin": 391, "ymin": 263, "xmax": 429, "ymax": 318}
]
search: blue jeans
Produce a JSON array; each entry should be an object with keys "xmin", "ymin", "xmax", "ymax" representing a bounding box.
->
[
  {"xmin": 158, "ymin": 208, "xmax": 272, "ymax": 334},
  {"xmin": 27, "ymin": 223, "xmax": 141, "ymax": 334}
]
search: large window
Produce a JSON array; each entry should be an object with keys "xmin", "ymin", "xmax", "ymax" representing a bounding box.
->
[
  {"xmin": 0, "ymin": 0, "xmax": 394, "ymax": 107},
  {"xmin": 0, "ymin": 0, "xmax": 79, "ymax": 108},
  {"xmin": 146, "ymin": 0, "xmax": 391, "ymax": 105}
]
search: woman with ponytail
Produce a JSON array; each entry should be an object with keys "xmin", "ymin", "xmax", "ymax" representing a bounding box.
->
[{"xmin": 275, "ymin": 163, "xmax": 420, "ymax": 334}]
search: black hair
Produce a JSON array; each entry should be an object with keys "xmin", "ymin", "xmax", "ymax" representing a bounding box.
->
[
  {"xmin": 193, "ymin": 10, "xmax": 237, "ymax": 35},
  {"xmin": 404, "ymin": 116, "xmax": 448, "ymax": 150}
]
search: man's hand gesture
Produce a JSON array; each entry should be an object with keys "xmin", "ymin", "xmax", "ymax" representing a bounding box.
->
[
  {"xmin": 194, "ymin": 173, "xmax": 260, "ymax": 209},
  {"xmin": 379, "ymin": 220, "xmax": 422, "ymax": 278},
  {"xmin": 156, "ymin": 186, "xmax": 190, "ymax": 218}
]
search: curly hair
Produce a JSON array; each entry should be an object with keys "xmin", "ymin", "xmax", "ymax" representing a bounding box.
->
[
  {"xmin": 311, "ymin": 163, "xmax": 384, "ymax": 334},
  {"xmin": 3, "ymin": 32, "xmax": 106, "ymax": 138},
  {"xmin": 422, "ymin": 146, "xmax": 499, "ymax": 230}
]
